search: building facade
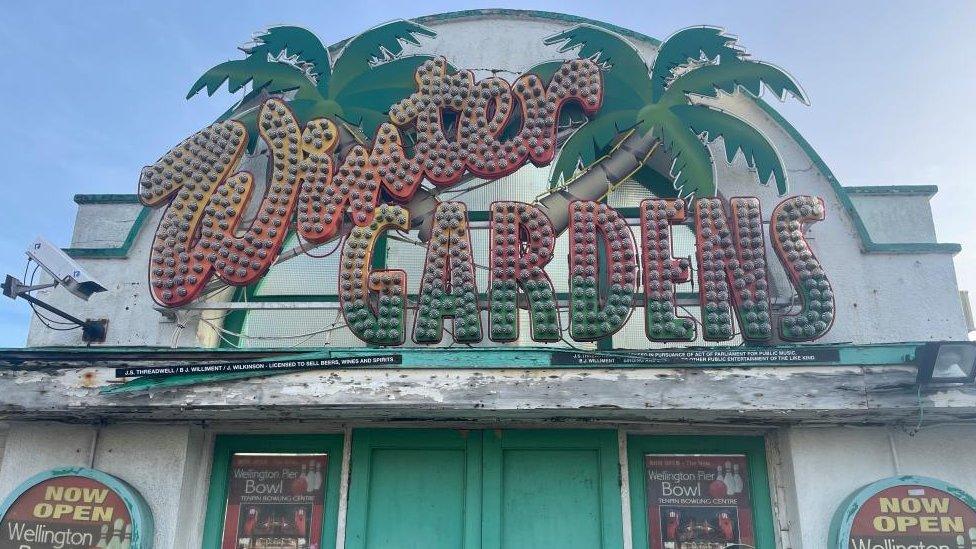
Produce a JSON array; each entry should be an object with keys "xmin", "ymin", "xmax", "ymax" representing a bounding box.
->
[{"xmin": 1, "ymin": 9, "xmax": 975, "ymax": 549}]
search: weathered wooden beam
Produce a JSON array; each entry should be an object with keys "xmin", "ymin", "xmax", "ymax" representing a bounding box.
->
[{"xmin": 0, "ymin": 362, "xmax": 973, "ymax": 426}]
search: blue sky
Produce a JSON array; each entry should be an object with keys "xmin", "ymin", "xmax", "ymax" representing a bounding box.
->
[{"xmin": 0, "ymin": 0, "xmax": 973, "ymax": 346}]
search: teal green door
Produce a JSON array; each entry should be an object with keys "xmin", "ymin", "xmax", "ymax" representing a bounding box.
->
[
  {"xmin": 345, "ymin": 429, "xmax": 622, "ymax": 549},
  {"xmin": 344, "ymin": 429, "xmax": 482, "ymax": 549},
  {"xmin": 482, "ymin": 430, "xmax": 622, "ymax": 549}
]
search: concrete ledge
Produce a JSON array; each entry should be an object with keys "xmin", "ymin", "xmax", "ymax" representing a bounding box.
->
[
  {"xmin": 73, "ymin": 194, "xmax": 142, "ymax": 204},
  {"xmin": 843, "ymin": 185, "xmax": 939, "ymax": 197}
]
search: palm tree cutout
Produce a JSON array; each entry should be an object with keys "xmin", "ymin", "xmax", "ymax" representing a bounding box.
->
[
  {"xmin": 187, "ymin": 21, "xmax": 444, "ymax": 150},
  {"xmin": 532, "ymin": 24, "xmax": 807, "ymax": 231}
]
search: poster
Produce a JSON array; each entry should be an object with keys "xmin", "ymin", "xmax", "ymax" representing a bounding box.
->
[
  {"xmin": 221, "ymin": 454, "xmax": 328, "ymax": 549},
  {"xmin": 845, "ymin": 483, "xmax": 976, "ymax": 547},
  {"xmin": 644, "ymin": 454, "xmax": 755, "ymax": 549},
  {"xmin": 0, "ymin": 475, "xmax": 133, "ymax": 548}
]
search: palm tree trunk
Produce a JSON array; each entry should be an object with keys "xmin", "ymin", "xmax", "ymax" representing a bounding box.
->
[{"xmin": 535, "ymin": 129, "xmax": 660, "ymax": 235}]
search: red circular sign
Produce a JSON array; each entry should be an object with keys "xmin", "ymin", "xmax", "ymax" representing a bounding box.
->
[
  {"xmin": 849, "ymin": 484, "xmax": 976, "ymax": 545},
  {"xmin": 0, "ymin": 475, "xmax": 133, "ymax": 548}
]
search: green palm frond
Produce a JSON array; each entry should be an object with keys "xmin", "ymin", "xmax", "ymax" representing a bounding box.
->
[
  {"xmin": 537, "ymin": 26, "xmax": 655, "ymax": 190},
  {"xmin": 537, "ymin": 23, "xmax": 806, "ymax": 199},
  {"xmin": 288, "ymin": 99, "xmax": 343, "ymax": 125},
  {"xmin": 186, "ymin": 56, "xmax": 316, "ymax": 100},
  {"xmin": 243, "ymin": 26, "xmax": 333, "ymax": 91},
  {"xmin": 219, "ymin": 106, "xmax": 259, "ymax": 151},
  {"xmin": 215, "ymin": 86, "xmax": 264, "ymax": 122},
  {"xmin": 671, "ymin": 104, "xmax": 786, "ymax": 194},
  {"xmin": 644, "ymin": 111, "xmax": 716, "ymax": 198},
  {"xmin": 329, "ymin": 20, "xmax": 436, "ymax": 97},
  {"xmin": 548, "ymin": 110, "xmax": 639, "ymax": 187},
  {"xmin": 333, "ymin": 56, "xmax": 438, "ymax": 137},
  {"xmin": 543, "ymin": 24, "xmax": 652, "ymax": 106},
  {"xmin": 526, "ymin": 60, "xmax": 564, "ymax": 84},
  {"xmin": 650, "ymin": 26, "xmax": 741, "ymax": 101},
  {"xmin": 632, "ymin": 164, "xmax": 680, "ymax": 198},
  {"xmin": 662, "ymin": 58, "xmax": 807, "ymax": 105}
]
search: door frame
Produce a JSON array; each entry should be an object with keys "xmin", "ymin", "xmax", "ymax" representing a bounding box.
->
[
  {"xmin": 626, "ymin": 434, "xmax": 776, "ymax": 549},
  {"xmin": 201, "ymin": 433, "xmax": 345, "ymax": 549}
]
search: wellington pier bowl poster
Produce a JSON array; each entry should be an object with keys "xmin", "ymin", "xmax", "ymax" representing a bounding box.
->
[
  {"xmin": 221, "ymin": 453, "xmax": 328, "ymax": 549},
  {"xmin": 645, "ymin": 454, "xmax": 755, "ymax": 549}
]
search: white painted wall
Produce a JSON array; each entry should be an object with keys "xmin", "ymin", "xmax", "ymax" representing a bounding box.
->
[
  {"xmin": 779, "ymin": 424, "xmax": 976, "ymax": 548},
  {"xmin": 849, "ymin": 192, "xmax": 940, "ymax": 244},
  {"xmin": 0, "ymin": 422, "xmax": 212, "ymax": 549},
  {"xmin": 70, "ymin": 202, "xmax": 143, "ymax": 248}
]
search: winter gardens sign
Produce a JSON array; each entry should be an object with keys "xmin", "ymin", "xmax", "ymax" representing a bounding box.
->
[{"xmin": 140, "ymin": 22, "xmax": 834, "ymax": 347}]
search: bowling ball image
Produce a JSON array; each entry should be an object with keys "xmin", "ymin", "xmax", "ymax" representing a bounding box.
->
[{"xmin": 708, "ymin": 479, "xmax": 728, "ymax": 498}]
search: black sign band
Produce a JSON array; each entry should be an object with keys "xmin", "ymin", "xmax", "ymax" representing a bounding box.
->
[
  {"xmin": 115, "ymin": 355, "xmax": 402, "ymax": 378},
  {"xmin": 551, "ymin": 348, "xmax": 841, "ymax": 366}
]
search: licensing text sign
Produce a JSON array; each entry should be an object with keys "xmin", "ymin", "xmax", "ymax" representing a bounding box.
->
[
  {"xmin": 115, "ymin": 354, "xmax": 402, "ymax": 378},
  {"xmin": 551, "ymin": 347, "xmax": 841, "ymax": 366}
]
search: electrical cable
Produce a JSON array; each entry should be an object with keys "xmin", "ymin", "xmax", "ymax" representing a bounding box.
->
[
  {"xmin": 297, "ymin": 234, "xmax": 345, "ymax": 259},
  {"xmin": 906, "ymin": 383, "xmax": 925, "ymax": 436},
  {"xmin": 387, "ymin": 233, "xmax": 493, "ymax": 273},
  {"xmin": 30, "ymin": 304, "xmax": 81, "ymax": 331},
  {"xmin": 200, "ymin": 315, "xmax": 344, "ymax": 350},
  {"xmin": 198, "ymin": 315, "xmax": 350, "ymax": 341},
  {"xmin": 24, "ymin": 263, "xmax": 80, "ymax": 330}
]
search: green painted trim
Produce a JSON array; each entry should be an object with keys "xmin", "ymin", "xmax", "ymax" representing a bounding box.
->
[
  {"xmin": 843, "ymin": 185, "xmax": 939, "ymax": 197},
  {"xmin": 627, "ymin": 434, "xmax": 776, "ymax": 549},
  {"xmin": 828, "ymin": 475, "xmax": 976, "ymax": 547},
  {"xmin": 0, "ymin": 340, "xmax": 918, "ymax": 359},
  {"xmin": 201, "ymin": 434, "xmax": 344, "ymax": 549},
  {"xmin": 344, "ymin": 428, "xmax": 483, "ymax": 549},
  {"xmin": 73, "ymin": 193, "xmax": 142, "ymax": 204},
  {"xmin": 327, "ymin": 9, "xmax": 664, "ymax": 55},
  {"xmin": 0, "ymin": 466, "xmax": 154, "ymax": 548},
  {"xmin": 96, "ymin": 342, "xmax": 922, "ymax": 394},
  {"xmin": 246, "ymin": 294, "xmax": 340, "ymax": 303},
  {"xmin": 413, "ymin": 9, "xmax": 663, "ymax": 47},
  {"xmin": 481, "ymin": 429, "xmax": 623, "ymax": 548},
  {"xmin": 754, "ymin": 101, "xmax": 960, "ymax": 255},
  {"xmin": 64, "ymin": 206, "xmax": 151, "ymax": 259}
]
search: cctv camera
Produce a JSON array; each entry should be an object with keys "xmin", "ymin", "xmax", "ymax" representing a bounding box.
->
[{"xmin": 26, "ymin": 236, "xmax": 107, "ymax": 300}]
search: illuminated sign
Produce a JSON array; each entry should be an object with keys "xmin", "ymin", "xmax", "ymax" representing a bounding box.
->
[
  {"xmin": 0, "ymin": 467, "xmax": 153, "ymax": 549},
  {"xmin": 830, "ymin": 476, "xmax": 976, "ymax": 548},
  {"xmin": 140, "ymin": 21, "xmax": 830, "ymax": 347}
]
